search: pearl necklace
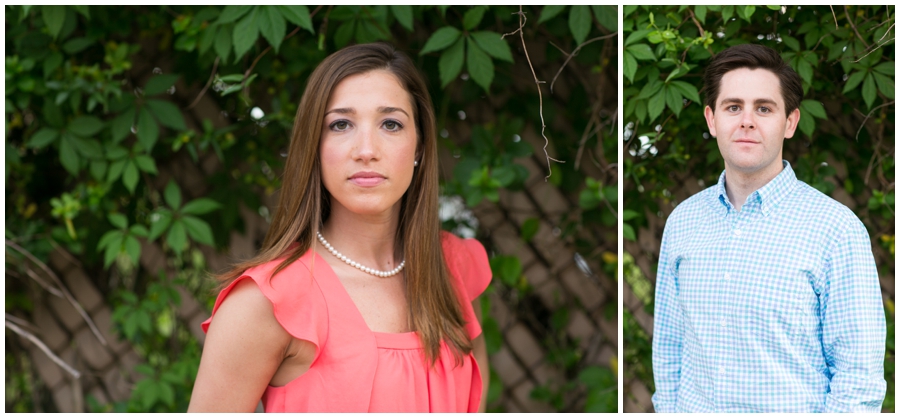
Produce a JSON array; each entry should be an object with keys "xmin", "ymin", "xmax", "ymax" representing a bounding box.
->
[{"xmin": 317, "ymin": 232, "xmax": 405, "ymax": 277}]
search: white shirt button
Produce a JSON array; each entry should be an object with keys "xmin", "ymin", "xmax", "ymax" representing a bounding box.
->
[
  {"xmin": 718, "ymin": 367, "xmax": 725, "ymax": 374},
  {"xmin": 720, "ymin": 320, "xmax": 727, "ymax": 327},
  {"xmin": 724, "ymin": 272, "xmax": 731, "ymax": 280},
  {"xmin": 733, "ymin": 228, "xmax": 742, "ymax": 236}
]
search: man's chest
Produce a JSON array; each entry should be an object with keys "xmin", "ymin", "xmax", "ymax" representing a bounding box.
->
[{"xmin": 670, "ymin": 212, "xmax": 828, "ymax": 340}]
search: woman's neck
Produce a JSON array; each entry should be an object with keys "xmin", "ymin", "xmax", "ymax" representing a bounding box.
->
[{"xmin": 319, "ymin": 201, "xmax": 403, "ymax": 271}]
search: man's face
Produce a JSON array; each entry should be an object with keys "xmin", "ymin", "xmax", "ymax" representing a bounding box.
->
[{"xmin": 704, "ymin": 68, "xmax": 800, "ymax": 177}]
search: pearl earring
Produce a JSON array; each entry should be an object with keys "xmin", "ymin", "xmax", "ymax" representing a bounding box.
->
[{"xmin": 414, "ymin": 161, "xmax": 418, "ymax": 167}]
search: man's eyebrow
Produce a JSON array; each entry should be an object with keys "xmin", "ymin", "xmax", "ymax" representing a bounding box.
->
[
  {"xmin": 753, "ymin": 98, "xmax": 778, "ymax": 107},
  {"xmin": 378, "ymin": 106, "xmax": 410, "ymax": 117},
  {"xmin": 719, "ymin": 97, "xmax": 744, "ymax": 105}
]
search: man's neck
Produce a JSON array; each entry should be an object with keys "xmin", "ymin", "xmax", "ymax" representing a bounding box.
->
[{"xmin": 724, "ymin": 161, "xmax": 784, "ymax": 212}]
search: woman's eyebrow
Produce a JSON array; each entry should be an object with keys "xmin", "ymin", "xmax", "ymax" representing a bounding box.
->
[
  {"xmin": 324, "ymin": 107, "xmax": 354, "ymax": 116},
  {"xmin": 378, "ymin": 106, "xmax": 410, "ymax": 117}
]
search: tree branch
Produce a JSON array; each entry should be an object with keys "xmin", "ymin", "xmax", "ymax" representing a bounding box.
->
[
  {"xmin": 549, "ymin": 33, "xmax": 617, "ymax": 94},
  {"xmin": 5, "ymin": 240, "xmax": 108, "ymax": 347},
  {"xmin": 503, "ymin": 6, "xmax": 564, "ymax": 181}
]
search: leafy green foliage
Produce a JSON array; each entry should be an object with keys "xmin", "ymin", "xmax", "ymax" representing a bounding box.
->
[
  {"xmin": 6, "ymin": 5, "xmax": 616, "ymax": 412},
  {"xmin": 623, "ymin": 5, "xmax": 894, "ymax": 412}
]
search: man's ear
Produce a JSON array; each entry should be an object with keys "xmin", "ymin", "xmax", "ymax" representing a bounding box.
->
[
  {"xmin": 703, "ymin": 105, "xmax": 717, "ymax": 137},
  {"xmin": 784, "ymin": 108, "xmax": 800, "ymax": 139}
]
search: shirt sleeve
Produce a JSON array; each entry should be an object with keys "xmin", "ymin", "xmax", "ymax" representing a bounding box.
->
[
  {"xmin": 651, "ymin": 221, "xmax": 684, "ymax": 413},
  {"xmin": 821, "ymin": 219, "xmax": 886, "ymax": 412}
]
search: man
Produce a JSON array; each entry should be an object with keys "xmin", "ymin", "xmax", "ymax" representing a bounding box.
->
[{"xmin": 651, "ymin": 44, "xmax": 886, "ymax": 413}]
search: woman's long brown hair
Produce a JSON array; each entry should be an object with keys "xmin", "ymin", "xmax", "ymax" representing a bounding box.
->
[{"xmin": 215, "ymin": 43, "xmax": 472, "ymax": 365}]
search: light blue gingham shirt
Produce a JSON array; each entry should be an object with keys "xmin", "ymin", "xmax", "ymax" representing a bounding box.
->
[{"xmin": 652, "ymin": 161, "xmax": 886, "ymax": 413}]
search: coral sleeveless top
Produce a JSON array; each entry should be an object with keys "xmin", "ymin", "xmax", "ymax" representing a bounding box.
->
[{"xmin": 201, "ymin": 232, "xmax": 492, "ymax": 412}]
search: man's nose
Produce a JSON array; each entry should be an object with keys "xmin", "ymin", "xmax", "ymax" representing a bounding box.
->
[{"xmin": 740, "ymin": 111, "xmax": 756, "ymax": 129}]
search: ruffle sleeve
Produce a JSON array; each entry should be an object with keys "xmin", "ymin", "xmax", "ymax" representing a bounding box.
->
[
  {"xmin": 440, "ymin": 231, "xmax": 493, "ymax": 340},
  {"xmin": 201, "ymin": 248, "xmax": 329, "ymax": 363}
]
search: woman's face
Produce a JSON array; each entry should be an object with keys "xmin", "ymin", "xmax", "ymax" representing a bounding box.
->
[{"xmin": 320, "ymin": 69, "xmax": 418, "ymax": 219}]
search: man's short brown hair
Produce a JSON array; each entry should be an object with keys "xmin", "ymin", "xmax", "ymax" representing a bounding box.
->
[{"xmin": 703, "ymin": 44, "xmax": 803, "ymax": 116}]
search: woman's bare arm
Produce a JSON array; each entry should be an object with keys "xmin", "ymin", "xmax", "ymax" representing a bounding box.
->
[
  {"xmin": 187, "ymin": 279, "xmax": 293, "ymax": 412},
  {"xmin": 472, "ymin": 296, "xmax": 490, "ymax": 413}
]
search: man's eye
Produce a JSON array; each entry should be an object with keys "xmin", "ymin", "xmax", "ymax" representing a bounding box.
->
[
  {"xmin": 728, "ymin": 105, "xmax": 740, "ymax": 112},
  {"xmin": 330, "ymin": 120, "xmax": 350, "ymax": 131},
  {"xmin": 383, "ymin": 120, "xmax": 402, "ymax": 131},
  {"xmin": 758, "ymin": 107, "xmax": 770, "ymax": 113}
]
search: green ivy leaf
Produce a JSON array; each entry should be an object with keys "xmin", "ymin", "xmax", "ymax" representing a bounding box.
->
[
  {"xmin": 695, "ymin": 6, "xmax": 707, "ymax": 23},
  {"xmin": 107, "ymin": 159, "xmax": 127, "ymax": 183},
  {"xmin": 144, "ymin": 74, "xmax": 179, "ymax": 96},
  {"xmin": 466, "ymin": 38, "xmax": 494, "ymax": 91},
  {"xmin": 110, "ymin": 108, "xmax": 134, "ymax": 143},
  {"xmin": 166, "ymin": 220, "xmax": 188, "ymax": 254},
  {"xmin": 97, "ymin": 230, "xmax": 120, "ymax": 251},
  {"xmin": 538, "ymin": 5, "xmax": 566, "ymax": 24},
  {"xmin": 148, "ymin": 210, "xmax": 173, "ymax": 241},
  {"xmin": 134, "ymin": 154, "xmax": 158, "ymax": 175},
  {"xmin": 873, "ymin": 61, "xmax": 894, "ymax": 76},
  {"xmin": 123, "ymin": 160, "xmax": 139, "ymax": 194},
  {"xmin": 872, "ymin": 71, "xmax": 894, "ymax": 99},
  {"xmin": 625, "ymin": 44, "xmax": 655, "ymax": 61},
  {"xmin": 862, "ymin": 72, "xmax": 876, "ymax": 109},
  {"xmin": 797, "ymin": 108, "xmax": 814, "ymax": 137},
  {"xmin": 462, "ymin": 6, "xmax": 487, "ymax": 31},
  {"xmin": 591, "ymin": 5, "xmax": 617, "ymax": 32},
  {"xmin": 569, "ymin": 5, "xmax": 591, "ymax": 45},
  {"xmin": 843, "ymin": 70, "xmax": 866, "ymax": 94},
  {"xmin": 27, "ymin": 128, "xmax": 58, "ymax": 148},
  {"xmin": 390, "ymin": 5, "xmax": 413, "ymax": 31},
  {"xmin": 666, "ymin": 86, "xmax": 683, "ymax": 117},
  {"xmin": 62, "ymin": 37, "xmax": 94, "ymax": 54},
  {"xmin": 648, "ymin": 87, "xmax": 667, "ymax": 121},
  {"xmin": 181, "ymin": 198, "xmax": 221, "ymax": 215},
  {"xmin": 233, "ymin": 6, "xmax": 260, "ymax": 61},
  {"xmin": 42, "ymin": 5, "xmax": 66, "ymax": 39},
  {"xmin": 59, "ymin": 134, "xmax": 80, "ymax": 174},
  {"xmin": 164, "ymin": 180, "xmax": 182, "ymax": 209},
  {"xmin": 145, "ymin": 99, "xmax": 186, "ymax": 131},
  {"xmin": 800, "ymin": 99, "xmax": 827, "ymax": 119},
  {"xmin": 334, "ymin": 21, "xmax": 356, "ymax": 49},
  {"xmin": 214, "ymin": 24, "xmax": 233, "ymax": 63},
  {"xmin": 795, "ymin": 57, "xmax": 813, "ymax": 85},
  {"xmin": 68, "ymin": 115, "xmax": 104, "ymax": 138},
  {"xmin": 136, "ymin": 107, "xmax": 159, "ymax": 151},
  {"xmin": 420, "ymin": 26, "xmax": 461, "ymax": 55},
  {"xmin": 278, "ymin": 5, "xmax": 313, "ymax": 33},
  {"xmin": 103, "ymin": 233, "xmax": 124, "ymax": 268},
  {"xmin": 439, "ymin": 38, "xmax": 465, "ymax": 87},
  {"xmin": 782, "ymin": 35, "xmax": 800, "ymax": 52},
  {"xmin": 743, "ymin": 5, "xmax": 756, "ymax": 22},
  {"xmin": 469, "ymin": 31, "xmax": 513, "ymax": 62},
  {"xmin": 259, "ymin": 6, "xmax": 286, "ymax": 53},
  {"xmin": 623, "ymin": 51, "xmax": 637, "ymax": 83},
  {"xmin": 182, "ymin": 215, "xmax": 215, "ymax": 246},
  {"xmin": 108, "ymin": 213, "xmax": 128, "ymax": 229},
  {"xmin": 215, "ymin": 5, "xmax": 252, "ymax": 25},
  {"xmin": 124, "ymin": 235, "xmax": 141, "ymax": 266},
  {"xmin": 72, "ymin": 137, "xmax": 103, "ymax": 160},
  {"xmin": 89, "ymin": 160, "xmax": 107, "ymax": 180},
  {"xmin": 669, "ymin": 80, "xmax": 701, "ymax": 104},
  {"xmin": 520, "ymin": 218, "xmax": 540, "ymax": 242},
  {"xmin": 623, "ymin": 223, "xmax": 636, "ymax": 241}
]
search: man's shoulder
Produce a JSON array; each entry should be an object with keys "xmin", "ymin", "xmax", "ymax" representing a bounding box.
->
[
  {"xmin": 791, "ymin": 180, "xmax": 862, "ymax": 224},
  {"xmin": 667, "ymin": 184, "xmax": 719, "ymax": 224}
]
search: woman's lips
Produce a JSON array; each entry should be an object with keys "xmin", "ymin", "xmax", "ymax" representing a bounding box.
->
[{"xmin": 349, "ymin": 172, "xmax": 386, "ymax": 187}]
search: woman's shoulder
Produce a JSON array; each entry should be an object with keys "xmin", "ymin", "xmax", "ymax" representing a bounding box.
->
[
  {"xmin": 439, "ymin": 231, "xmax": 492, "ymax": 301},
  {"xmin": 203, "ymin": 246, "xmax": 329, "ymax": 351}
]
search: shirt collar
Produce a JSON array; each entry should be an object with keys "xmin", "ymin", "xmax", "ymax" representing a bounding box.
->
[{"xmin": 711, "ymin": 160, "xmax": 798, "ymax": 217}]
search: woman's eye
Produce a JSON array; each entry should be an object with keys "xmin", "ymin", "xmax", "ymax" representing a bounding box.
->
[
  {"xmin": 330, "ymin": 120, "xmax": 350, "ymax": 131},
  {"xmin": 383, "ymin": 120, "xmax": 402, "ymax": 131}
]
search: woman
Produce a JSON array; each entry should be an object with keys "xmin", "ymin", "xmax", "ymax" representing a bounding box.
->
[{"xmin": 188, "ymin": 43, "xmax": 491, "ymax": 412}]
